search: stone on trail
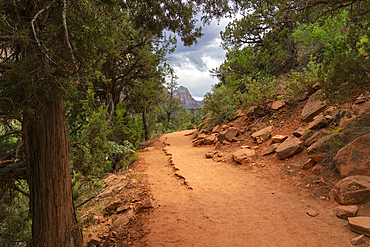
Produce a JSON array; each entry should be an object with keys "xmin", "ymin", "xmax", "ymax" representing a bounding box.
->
[
  {"xmin": 336, "ymin": 205, "xmax": 358, "ymax": 219},
  {"xmin": 334, "ymin": 175, "xmax": 370, "ymax": 205},
  {"xmin": 334, "ymin": 133, "xmax": 370, "ymax": 178},
  {"xmin": 351, "ymin": 234, "xmax": 365, "ymax": 245},
  {"xmin": 233, "ymin": 148, "xmax": 256, "ymax": 164},
  {"xmin": 293, "ymin": 127, "xmax": 305, "ymax": 137},
  {"xmin": 304, "ymin": 131, "xmax": 325, "ymax": 147},
  {"xmin": 251, "ymin": 126, "xmax": 273, "ymax": 141},
  {"xmin": 203, "ymin": 134, "xmax": 217, "ymax": 145},
  {"xmin": 306, "ymin": 209, "xmax": 319, "ymax": 217},
  {"xmin": 218, "ymin": 127, "xmax": 238, "ymax": 142},
  {"xmin": 276, "ymin": 136, "xmax": 304, "ymax": 160},
  {"xmin": 271, "ymin": 135, "xmax": 288, "ymax": 143},
  {"xmin": 261, "ymin": 143, "xmax": 279, "ymax": 156},
  {"xmin": 348, "ymin": 217, "xmax": 370, "ymax": 237},
  {"xmin": 205, "ymin": 152, "xmax": 214, "ymax": 158},
  {"xmin": 271, "ymin": 100, "xmax": 285, "ymax": 110},
  {"xmin": 215, "ymin": 142, "xmax": 222, "ymax": 150},
  {"xmin": 87, "ymin": 234, "xmax": 102, "ymax": 246},
  {"xmin": 301, "ymin": 90, "xmax": 327, "ymax": 122},
  {"xmin": 307, "ymin": 114, "xmax": 328, "ymax": 130},
  {"xmin": 309, "ymin": 153, "xmax": 326, "ymax": 163},
  {"xmin": 136, "ymin": 198, "xmax": 154, "ymax": 214},
  {"xmin": 302, "ymin": 158, "xmax": 316, "ymax": 170}
]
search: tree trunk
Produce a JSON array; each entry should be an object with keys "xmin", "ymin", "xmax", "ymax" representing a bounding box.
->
[
  {"xmin": 26, "ymin": 93, "xmax": 83, "ymax": 247},
  {"xmin": 142, "ymin": 107, "xmax": 149, "ymax": 141}
]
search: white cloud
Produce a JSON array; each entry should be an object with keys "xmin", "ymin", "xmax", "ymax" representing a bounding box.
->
[{"xmin": 167, "ymin": 18, "xmax": 231, "ymax": 99}]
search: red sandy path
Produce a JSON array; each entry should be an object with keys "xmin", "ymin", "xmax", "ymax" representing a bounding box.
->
[{"xmin": 137, "ymin": 130, "xmax": 358, "ymax": 247}]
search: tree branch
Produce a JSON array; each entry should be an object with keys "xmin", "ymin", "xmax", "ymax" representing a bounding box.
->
[
  {"xmin": 0, "ymin": 35, "xmax": 13, "ymax": 41},
  {"xmin": 0, "ymin": 162, "xmax": 27, "ymax": 180}
]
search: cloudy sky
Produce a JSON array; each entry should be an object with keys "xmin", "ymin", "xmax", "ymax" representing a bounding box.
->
[{"xmin": 166, "ymin": 19, "xmax": 231, "ymax": 101}]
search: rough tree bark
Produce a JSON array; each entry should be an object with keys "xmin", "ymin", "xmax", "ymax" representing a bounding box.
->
[{"xmin": 26, "ymin": 93, "xmax": 83, "ymax": 246}]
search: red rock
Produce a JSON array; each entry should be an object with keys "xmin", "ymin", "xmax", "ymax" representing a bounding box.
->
[
  {"xmin": 261, "ymin": 144, "xmax": 279, "ymax": 156},
  {"xmin": 309, "ymin": 153, "xmax": 326, "ymax": 163},
  {"xmin": 232, "ymin": 149, "xmax": 256, "ymax": 164},
  {"xmin": 307, "ymin": 114, "xmax": 328, "ymax": 130},
  {"xmin": 87, "ymin": 234, "xmax": 102, "ymax": 246},
  {"xmin": 306, "ymin": 209, "xmax": 319, "ymax": 217},
  {"xmin": 334, "ymin": 175, "xmax": 370, "ymax": 204},
  {"xmin": 203, "ymin": 134, "xmax": 217, "ymax": 145},
  {"xmin": 212, "ymin": 125, "xmax": 221, "ymax": 133},
  {"xmin": 251, "ymin": 126, "xmax": 273, "ymax": 141},
  {"xmin": 302, "ymin": 159, "xmax": 316, "ymax": 170},
  {"xmin": 215, "ymin": 142, "xmax": 222, "ymax": 150},
  {"xmin": 293, "ymin": 127, "xmax": 305, "ymax": 137},
  {"xmin": 205, "ymin": 152, "xmax": 214, "ymax": 158},
  {"xmin": 113, "ymin": 215, "xmax": 129, "ymax": 227},
  {"xmin": 136, "ymin": 198, "xmax": 154, "ymax": 214},
  {"xmin": 312, "ymin": 165, "xmax": 323, "ymax": 175},
  {"xmin": 334, "ymin": 133, "xmax": 370, "ymax": 177},
  {"xmin": 218, "ymin": 127, "xmax": 238, "ymax": 142},
  {"xmin": 271, "ymin": 100, "xmax": 285, "ymax": 110},
  {"xmin": 351, "ymin": 235, "xmax": 365, "ymax": 245},
  {"xmin": 221, "ymin": 125, "xmax": 229, "ymax": 130},
  {"xmin": 301, "ymin": 90, "xmax": 327, "ymax": 122},
  {"xmin": 276, "ymin": 136, "xmax": 304, "ymax": 160},
  {"xmin": 348, "ymin": 217, "xmax": 370, "ymax": 237},
  {"xmin": 271, "ymin": 135, "xmax": 288, "ymax": 143},
  {"xmin": 336, "ymin": 205, "xmax": 358, "ymax": 219},
  {"xmin": 304, "ymin": 131, "xmax": 325, "ymax": 147}
]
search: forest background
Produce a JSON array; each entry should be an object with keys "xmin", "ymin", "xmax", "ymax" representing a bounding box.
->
[{"xmin": 1, "ymin": 0, "xmax": 369, "ymax": 246}]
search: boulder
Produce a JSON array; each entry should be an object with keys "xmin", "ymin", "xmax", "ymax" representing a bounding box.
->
[
  {"xmin": 205, "ymin": 152, "xmax": 214, "ymax": 158},
  {"xmin": 251, "ymin": 126, "xmax": 273, "ymax": 141},
  {"xmin": 271, "ymin": 135, "xmax": 288, "ymax": 143},
  {"xmin": 215, "ymin": 142, "xmax": 222, "ymax": 150},
  {"xmin": 309, "ymin": 153, "xmax": 326, "ymax": 163},
  {"xmin": 271, "ymin": 100, "xmax": 285, "ymax": 110},
  {"xmin": 203, "ymin": 134, "xmax": 217, "ymax": 145},
  {"xmin": 276, "ymin": 136, "xmax": 304, "ymax": 160},
  {"xmin": 87, "ymin": 234, "xmax": 102, "ymax": 246},
  {"xmin": 351, "ymin": 235, "xmax": 365, "ymax": 245},
  {"xmin": 261, "ymin": 144, "xmax": 279, "ymax": 156},
  {"xmin": 197, "ymin": 133, "xmax": 207, "ymax": 140},
  {"xmin": 218, "ymin": 127, "xmax": 238, "ymax": 142},
  {"xmin": 301, "ymin": 90, "xmax": 327, "ymax": 122},
  {"xmin": 212, "ymin": 125, "xmax": 221, "ymax": 133},
  {"xmin": 304, "ymin": 131, "xmax": 325, "ymax": 147},
  {"xmin": 302, "ymin": 159, "xmax": 316, "ymax": 170},
  {"xmin": 136, "ymin": 198, "xmax": 154, "ymax": 214},
  {"xmin": 312, "ymin": 164, "xmax": 324, "ymax": 176},
  {"xmin": 307, "ymin": 114, "xmax": 328, "ymax": 130},
  {"xmin": 307, "ymin": 133, "xmax": 344, "ymax": 155},
  {"xmin": 334, "ymin": 133, "xmax": 370, "ymax": 177},
  {"xmin": 336, "ymin": 205, "xmax": 358, "ymax": 219},
  {"xmin": 233, "ymin": 149, "xmax": 256, "ymax": 164},
  {"xmin": 334, "ymin": 175, "xmax": 370, "ymax": 204},
  {"xmin": 293, "ymin": 127, "xmax": 305, "ymax": 137},
  {"xmin": 348, "ymin": 217, "xmax": 370, "ymax": 237}
]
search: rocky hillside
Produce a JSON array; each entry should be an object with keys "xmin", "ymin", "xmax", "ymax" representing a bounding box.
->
[{"xmin": 175, "ymin": 86, "xmax": 203, "ymax": 109}]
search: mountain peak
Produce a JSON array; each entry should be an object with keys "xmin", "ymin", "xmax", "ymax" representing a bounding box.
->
[{"xmin": 175, "ymin": 86, "xmax": 203, "ymax": 109}]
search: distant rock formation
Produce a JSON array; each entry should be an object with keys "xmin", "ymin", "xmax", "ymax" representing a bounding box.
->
[{"xmin": 175, "ymin": 86, "xmax": 203, "ymax": 109}]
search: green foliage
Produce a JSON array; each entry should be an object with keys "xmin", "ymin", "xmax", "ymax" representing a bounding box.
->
[
  {"xmin": 0, "ymin": 182, "xmax": 32, "ymax": 247},
  {"xmin": 235, "ymin": 75, "xmax": 280, "ymax": 109},
  {"xmin": 111, "ymin": 103, "xmax": 142, "ymax": 146},
  {"xmin": 203, "ymin": 85, "xmax": 238, "ymax": 124},
  {"xmin": 281, "ymin": 59, "xmax": 320, "ymax": 103}
]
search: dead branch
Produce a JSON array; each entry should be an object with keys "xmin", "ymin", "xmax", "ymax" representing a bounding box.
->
[
  {"xmin": 10, "ymin": 182, "xmax": 29, "ymax": 197},
  {"xmin": 0, "ymin": 162, "xmax": 27, "ymax": 181},
  {"xmin": 76, "ymin": 178, "xmax": 127, "ymax": 209}
]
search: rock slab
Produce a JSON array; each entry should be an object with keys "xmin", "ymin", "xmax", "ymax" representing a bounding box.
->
[
  {"xmin": 301, "ymin": 90, "xmax": 327, "ymax": 122},
  {"xmin": 276, "ymin": 136, "xmax": 304, "ymax": 160},
  {"xmin": 334, "ymin": 133, "xmax": 370, "ymax": 177},
  {"xmin": 233, "ymin": 149, "xmax": 256, "ymax": 164},
  {"xmin": 336, "ymin": 205, "xmax": 358, "ymax": 219},
  {"xmin": 334, "ymin": 175, "xmax": 370, "ymax": 204},
  {"xmin": 348, "ymin": 217, "xmax": 370, "ymax": 237}
]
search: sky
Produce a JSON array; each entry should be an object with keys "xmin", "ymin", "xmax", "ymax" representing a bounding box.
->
[{"xmin": 166, "ymin": 19, "xmax": 231, "ymax": 101}]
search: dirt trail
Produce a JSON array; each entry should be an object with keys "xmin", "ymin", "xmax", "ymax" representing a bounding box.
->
[{"xmin": 137, "ymin": 130, "xmax": 357, "ymax": 247}]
